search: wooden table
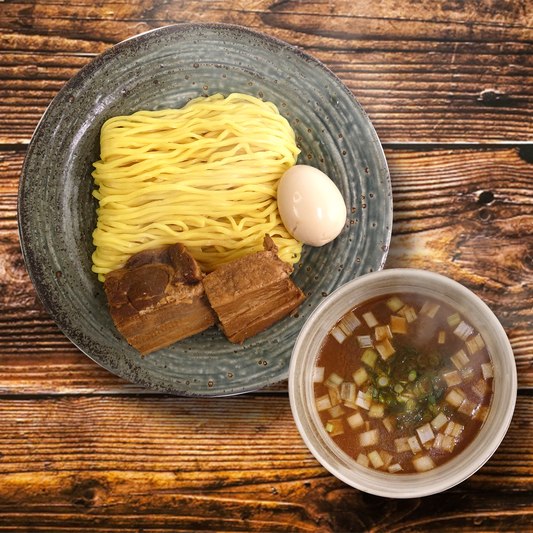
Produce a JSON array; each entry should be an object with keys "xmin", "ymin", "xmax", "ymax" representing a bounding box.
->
[{"xmin": 1, "ymin": 1, "xmax": 533, "ymax": 530}]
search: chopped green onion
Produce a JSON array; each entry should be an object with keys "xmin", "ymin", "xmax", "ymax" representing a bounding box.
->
[
  {"xmin": 429, "ymin": 353, "xmax": 441, "ymax": 367},
  {"xmin": 405, "ymin": 399, "xmax": 417, "ymax": 411},
  {"xmin": 408, "ymin": 370, "xmax": 417, "ymax": 382},
  {"xmin": 377, "ymin": 376, "xmax": 390, "ymax": 387},
  {"xmin": 416, "ymin": 376, "xmax": 432, "ymax": 395},
  {"xmin": 393, "ymin": 383, "xmax": 404, "ymax": 393}
]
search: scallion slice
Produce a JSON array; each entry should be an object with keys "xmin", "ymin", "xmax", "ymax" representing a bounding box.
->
[{"xmin": 377, "ymin": 376, "xmax": 390, "ymax": 387}]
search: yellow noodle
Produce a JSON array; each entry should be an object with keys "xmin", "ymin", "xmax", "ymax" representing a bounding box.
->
[{"xmin": 91, "ymin": 93, "xmax": 302, "ymax": 281}]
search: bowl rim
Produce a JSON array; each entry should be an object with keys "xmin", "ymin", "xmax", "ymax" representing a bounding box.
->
[{"xmin": 288, "ymin": 268, "xmax": 517, "ymax": 498}]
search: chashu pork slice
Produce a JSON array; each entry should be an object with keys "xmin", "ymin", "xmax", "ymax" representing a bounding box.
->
[
  {"xmin": 202, "ymin": 236, "xmax": 306, "ymax": 344},
  {"xmin": 104, "ymin": 243, "xmax": 216, "ymax": 355}
]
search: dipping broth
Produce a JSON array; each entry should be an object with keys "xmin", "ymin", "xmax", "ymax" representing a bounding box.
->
[{"xmin": 313, "ymin": 293, "xmax": 494, "ymax": 474}]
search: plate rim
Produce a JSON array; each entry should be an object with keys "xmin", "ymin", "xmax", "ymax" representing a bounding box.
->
[{"xmin": 17, "ymin": 22, "xmax": 392, "ymax": 396}]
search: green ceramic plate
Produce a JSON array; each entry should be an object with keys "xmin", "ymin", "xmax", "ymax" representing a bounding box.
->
[{"xmin": 18, "ymin": 23, "xmax": 392, "ymax": 396}]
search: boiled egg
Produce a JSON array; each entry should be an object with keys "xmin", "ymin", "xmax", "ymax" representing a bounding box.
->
[{"xmin": 277, "ymin": 165, "xmax": 346, "ymax": 247}]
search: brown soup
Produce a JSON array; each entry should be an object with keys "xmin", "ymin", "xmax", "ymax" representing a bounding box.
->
[{"xmin": 313, "ymin": 292, "xmax": 494, "ymax": 474}]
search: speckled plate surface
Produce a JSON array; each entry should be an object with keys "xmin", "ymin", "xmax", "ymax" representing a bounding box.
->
[{"xmin": 18, "ymin": 23, "xmax": 392, "ymax": 396}]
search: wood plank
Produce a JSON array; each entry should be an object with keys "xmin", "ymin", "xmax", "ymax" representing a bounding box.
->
[
  {"xmin": 385, "ymin": 146, "xmax": 533, "ymax": 376},
  {"xmin": 1, "ymin": 1, "xmax": 532, "ymax": 143},
  {"xmin": 4, "ymin": 146, "xmax": 533, "ymax": 393},
  {"xmin": 0, "ymin": 394, "xmax": 529, "ymax": 531}
]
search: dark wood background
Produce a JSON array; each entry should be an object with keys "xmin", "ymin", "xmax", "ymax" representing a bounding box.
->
[{"xmin": 1, "ymin": 0, "xmax": 533, "ymax": 530}]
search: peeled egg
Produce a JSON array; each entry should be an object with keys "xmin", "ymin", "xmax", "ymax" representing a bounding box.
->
[{"xmin": 277, "ymin": 165, "xmax": 346, "ymax": 247}]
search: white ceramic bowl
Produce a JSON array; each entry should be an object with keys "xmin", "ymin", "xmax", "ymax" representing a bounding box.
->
[{"xmin": 288, "ymin": 268, "xmax": 517, "ymax": 498}]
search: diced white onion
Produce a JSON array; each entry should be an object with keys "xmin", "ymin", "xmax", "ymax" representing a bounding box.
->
[
  {"xmin": 361, "ymin": 349, "xmax": 378, "ymax": 368},
  {"xmin": 344, "ymin": 401, "xmax": 359, "ymax": 411},
  {"xmin": 327, "ymin": 404, "xmax": 345, "ymax": 419},
  {"xmin": 369, "ymin": 403, "xmax": 386, "ymax": 419},
  {"xmin": 340, "ymin": 381, "xmax": 356, "ymax": 403},
  {"xmin": 442, "ymin": 435, "xmax": 456, "ymax": 453},
  {"xmin": 445, "ymin": 388, "xmax": 466, "ymax": 408},
  {"xmin": 454, "ymin": 321, "xmax": 474, "ymax": 341},
  {"xmin": 412, "ymin": 455, "xmax": 436, "ymax": 472},
  {"xmin": 394, "ymin": 437, "xmax": 411, "ymax": 453},
  {"xmin": 356, "ymin": 453, "xmax": 370, "ymax": 468},
  {"xmin": 331, "ymin": 327, "xmax": 346, "ymax": 344},
  {"xmin": 355, "ymin": 390, "xmax": 371, "ymax": 410},
  {"xmin": 386, "ymin": 296, "xmax": 404, "ymax": 312},
  {"xmin": 325, "ymin": 372, "xmax": 344, "ymax": 389},
  {"xmin": 447, "ymin": 312, "xmax": 461, "ymax": 328},
  {"xmin": 433, "ymin": 433, "xmax": 456, "ymax": 453},
  {"xmin": 347, "ymin": 412, "xmax": 365, "ymax": 429},
  {"xmin": 451, "ymin": 349, "xmax": 470, "ymax": 370},
  {"xmin": 390, "ymin": 315, "xmax": 407, "ymax": 334},
  {"xmin": 368, "ymin": 450, "xmax": 384, "ymax": 469},
  {"xmin": 316, "ymin": 395, "xmax": 332, "ymax": 412},
  {"xmin": 376, "ymin": 338, "xmax": 395, "ymax": 360},
  {"xmin": 360, "ymin": 429, "xmax": 380, "ymax": 447},
  {"xmin": 382, "ymin": 415, "xmax": 395, "ymax": 433},
  {"xmin": 340, "ymin": 312, "xmax": 361, "ymax": 332},
  {"xmin": 461, "ymin": 366, "xmax": 475, "ymax": 382},
  {"xmin": 444, "ymin": 421, "xmax": 464, "ymax": 438},
  {"xmin": 388, "ymin": 463, "xmax": 403, "ymax": 474},
  {"xmin": 380, "ymin": 451, "xmax": 394, "ymax": 469},
  {"xmin": 328, "ymin": 387, "xmax": 341, "ymax": 407},
  {"xmin": 362, "ymin": 312, "xmax": 379, "ymax": 328},
  {"xmin": 458, "ymin": 398, "xmax": 478, "ymax": 417},
  {"xmin": 438, "ymin": 331, "xmax": 446, "ymax": 344},
  {"xmin": 313, "ymin": 366, "xmax": 325, "ymax": 383},
  {"xmin": 443, "ymin": 370, "xmax": 462, "ymax": 387},
  {"xmin": 398, "ymin": 305, "xmax": 417, "ymax": 323},
  {"xmin": 375, "ymin": 325, "xmax": 392, "ymax": 341},
  {"xmin": 408, "ymin": 436, "xmax": 422, "ymax": 454},
  {"xmin": 420, "ymin": 301, "xmax": 440, "ymax": 318},
  {"xmin": 431, "ymin": 412, "xmax": 448, "ymax": 430},
  {"xmin": 352, "ymin": 367, "xmax": 369, "ymax": 386},
  {"xmin": 474, "ymin": 405, "xmax": 490, "ymax": 422},
  {"xmin": 416, "ymin": 423, "xmax": 435, "ymax": 444},
  {"xmin": 466, "ymin": 333, "xmax": 485, "ymax": 355},
  {"xmin": 357, "ymin": 335, "xmax": 373, "ymax": 348},
  {"xmin": 481, "ymin": 362, "xmax": 494, "ymax": 379}
]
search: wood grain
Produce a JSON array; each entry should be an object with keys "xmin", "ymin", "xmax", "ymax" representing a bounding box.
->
[
  {"xmin": 0, "ymin": 394, "xmax": 529, "ymax": 531},
  {"xmin": 1, "ymin": 1, "xmax": 533, "ymax": 529},
  {"xmin": 1, "ymin": 0, "xmax": 532, "ymax": 143},
  {"xmin": 2, "ymin": 146, "xmax": 532, "ymax": 394}
]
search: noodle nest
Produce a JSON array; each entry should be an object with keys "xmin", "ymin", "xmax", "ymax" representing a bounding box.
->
[{"xmin": 91, "ymin": 93, "xmax": 302, "ymax": 282}]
